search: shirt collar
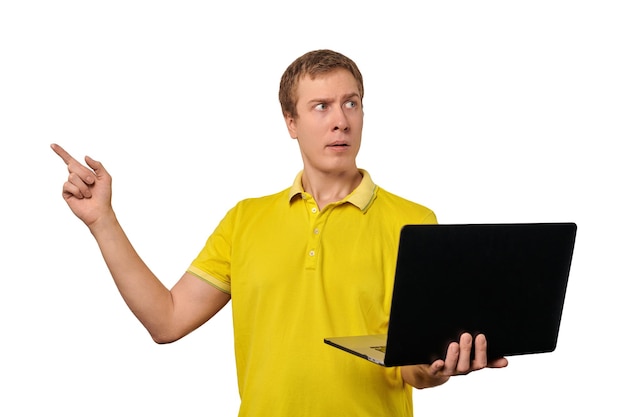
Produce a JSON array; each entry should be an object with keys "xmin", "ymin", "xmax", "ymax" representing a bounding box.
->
[{"xmin": 288, "ymin": 169, "xmax": 377, "ymax": 212}]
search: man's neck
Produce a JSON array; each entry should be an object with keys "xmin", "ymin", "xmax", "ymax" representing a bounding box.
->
[{"xmin": 301, "ymin": 168, "xmax": 363, "ymax": 210}]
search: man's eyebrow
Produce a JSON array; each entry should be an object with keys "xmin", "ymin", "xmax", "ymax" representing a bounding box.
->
[
  {"xmin": 307, "ymin": 92, "xmax": 361, "ymax": 104},
  {"xmin": 343, "ymin": 92, "xmax": 361, "ymax": 101}
]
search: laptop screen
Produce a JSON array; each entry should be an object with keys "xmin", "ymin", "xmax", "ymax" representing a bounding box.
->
[{"xmin": 383, "ymin": 223, "xmax": 577, "ymax": 366}]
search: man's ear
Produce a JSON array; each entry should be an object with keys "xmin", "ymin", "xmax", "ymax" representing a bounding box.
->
[{"xmin": 284, "ymin": 113, "xmax": 298, "ymax": 139}]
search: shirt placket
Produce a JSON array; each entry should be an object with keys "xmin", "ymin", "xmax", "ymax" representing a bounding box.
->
[{"xmin": 304, "ymin": 196, "xmax": 323, "ymax": 270}]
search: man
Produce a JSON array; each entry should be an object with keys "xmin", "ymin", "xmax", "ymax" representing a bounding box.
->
[{"xmin": 52, "ymin": 49, "xmax": 507, "ymax": 416}]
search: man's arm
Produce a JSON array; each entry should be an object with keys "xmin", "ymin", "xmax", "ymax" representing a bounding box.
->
[
  {"xmin": 51, "ymin": 144, "xmax": 230, "ymax": 343},
  {"xmin": 401, "ymin": 333, "xmax": 509, "ymax": 389}
]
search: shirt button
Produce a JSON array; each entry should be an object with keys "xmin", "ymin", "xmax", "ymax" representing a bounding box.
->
[
  {"xmin": 309, "ymin": 250, "xmax": 315, "ymax": 257},
  {"xmin": 311, "ymin": 207, "xmax": 318, "ymax": 214},
  {"xmin": 313, "ymin": 228, "xmax": 320, "ymax": 235}
]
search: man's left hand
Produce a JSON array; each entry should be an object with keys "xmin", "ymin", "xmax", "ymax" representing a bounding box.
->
[{"xmin": 401, "ymin": 333, "xmax": 508, "ymax": 389}]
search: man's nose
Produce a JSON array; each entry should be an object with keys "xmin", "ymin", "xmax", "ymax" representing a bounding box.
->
[{"xmin": 332, "ymin": 108, "xmax": 350, "ymax": 132}]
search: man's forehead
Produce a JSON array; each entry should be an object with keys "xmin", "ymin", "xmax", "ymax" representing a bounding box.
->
[
  {"xmin": 298, "ymin": 68, "xmax": 357, "ymax": 84},
  {"xmin": 296, "ymin": 69, "xmax": 360, "ymax": 99}
]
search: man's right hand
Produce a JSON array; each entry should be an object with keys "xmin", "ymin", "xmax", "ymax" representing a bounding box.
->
[
  {"xmin": 51, "ymin": 143, "xmax": 231, "ymax": 342},
  {"xmin": 51, "ymin": 143, "xmax": 113, "ymax": 227}
]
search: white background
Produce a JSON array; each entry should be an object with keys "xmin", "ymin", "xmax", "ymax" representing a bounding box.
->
[{"xmin": 1, "ymin": 1, "xmax": 624, "ymax": 415}]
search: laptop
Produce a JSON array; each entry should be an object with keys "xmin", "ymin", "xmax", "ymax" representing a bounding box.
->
[{"xmin": 324, "ymin": 222, "xmax": 577, "ymax": 367}]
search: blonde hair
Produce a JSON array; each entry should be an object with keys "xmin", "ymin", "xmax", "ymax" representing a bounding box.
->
[{"xmin": 279, "ymin": 49, "xmax": 364, "ymax": 118}]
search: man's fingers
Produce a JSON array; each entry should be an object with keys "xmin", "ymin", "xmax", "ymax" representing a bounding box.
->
[
  {"xmin": 67, "ymin": 172, "xmax": 92, "ymax": 198},
  {"xmin": 442, "ymin": 341, "xmax": 460, "ymax": 375},
  {"xmin": 62, "ymin": 179, "xmax": 87, "ymax": 200},
  {"xmin": 438, "ymin": 333, "xmax": 507, "ymax": 378},
  {"xmin": 471, "ymin": 333, "xmax": 488, "ymax": 370},
  {"xmin": 50, "ymin": 143, "xmax": 76, "ymax": 165},
  {"xmin": 51, "ymin": 143, "xmax": 96, "ymax": 185},
  {"xmin": 455, "ymin": 333, "xmax": 473, "ymax": 374},
  {"xmin": 488, "ymin": 357, "xmax": 509, "ymax": 369},
  {"xmin": 442, "ymin": 333, "xmax": 474, "ymax": 376},
  {"xmin": 84, "ymin": 155, "xmax": 108, "ymax": 178}
]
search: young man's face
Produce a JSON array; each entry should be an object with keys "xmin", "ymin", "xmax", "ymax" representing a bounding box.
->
[{"xmin": 285, "ymin": 69, "xmax": 364, "ymax": 176}]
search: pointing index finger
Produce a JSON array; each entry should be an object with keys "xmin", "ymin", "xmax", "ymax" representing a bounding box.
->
[
  {"xmin": 50, "ymin": 143, "xmax": 96, "ymax": 185},
  {"xmin": 50, "ymin": 143, "xmax": 76, "ymax": 165}
]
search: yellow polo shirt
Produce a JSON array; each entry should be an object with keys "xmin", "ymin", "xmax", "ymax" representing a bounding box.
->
[{"xmin": 189, "ymin": 170, "xmax": 437, "ymax": 417}]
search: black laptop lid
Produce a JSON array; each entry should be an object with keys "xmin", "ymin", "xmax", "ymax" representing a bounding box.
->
[{"xmin": 384, "ymin": 223, "xmax": 577, "ymax": 366}]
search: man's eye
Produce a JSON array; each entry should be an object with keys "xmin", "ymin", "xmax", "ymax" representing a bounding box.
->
[
  {"xmin": 345, "ymin": 101, "xmax": 357, "ymax": 109},
  {"xmin": 315, "ymin": 103, "xmax": 327, "ymax": 111}
]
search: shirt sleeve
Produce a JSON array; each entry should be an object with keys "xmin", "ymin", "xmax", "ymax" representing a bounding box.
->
[
  {"xmin": 187, "ymin": 204, "xmax": 239, "ymax": 294},
  {"xmin": 422, "ymin": 210, "xmax": 438, "ymax": 225}
]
